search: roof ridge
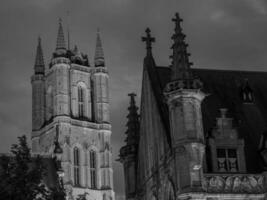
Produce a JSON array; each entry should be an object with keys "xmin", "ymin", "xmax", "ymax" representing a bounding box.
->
[
  {"xmin": 193, "ymin": 68, "xmax": 267, "ymax": 74},
  {"xmin": 155, "ymin": 65, "xmax": 267, "ymax": 74}
]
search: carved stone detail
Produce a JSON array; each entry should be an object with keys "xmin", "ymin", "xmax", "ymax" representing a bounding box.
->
[
  {"xmin": 202, "ymin": 174, "xmax": 265, "ymax": 193},
  {"xmin": 164, "ymin": 78, "xmax": 203, "ymax": 93}
]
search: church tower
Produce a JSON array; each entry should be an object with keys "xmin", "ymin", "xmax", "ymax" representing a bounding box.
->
[
  {"xmin": 163, "ymin": 13, "xmax": 206, "ymax": 196},
  {"xmin": 31, "ymin": 19, "xmax": 114, "ymax": 200}
]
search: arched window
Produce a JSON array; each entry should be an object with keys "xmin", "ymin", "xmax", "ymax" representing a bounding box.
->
[
  {"xmin": 78, "ymin": 86, "xmax": 85, "ymax": 118},
  {"xmin": 46, "ymin": 86, "xmax": 53, "ymax": 120},
  {"xmin": 73, "ymin": 147, "xmax": 80, "ymax": 186},
  {"xmin": 90, "ymin": 150, "xmax": 97, "ymax": 188}
]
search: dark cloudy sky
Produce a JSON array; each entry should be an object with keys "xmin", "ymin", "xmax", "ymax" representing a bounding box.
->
[{"xmin": 1, "ymin": 0, "xmax": 267, "ymax": 197}]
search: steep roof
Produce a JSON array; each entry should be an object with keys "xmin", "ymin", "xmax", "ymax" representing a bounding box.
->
[
  {"xmin": 142, "ymin": 58, "xmax": 171, "ymax": 145},
  {"xmin": 148, "ymin": 65, "xmax": 267, "ymax": 173}
]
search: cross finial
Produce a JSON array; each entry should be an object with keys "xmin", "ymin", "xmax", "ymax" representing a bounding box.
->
[
  {"xmin": 172, "ymin": 12, "xmax": 183, "ymax": 23},
  {"xmin": 128, "ymin": 93, "xmax": 136, "ymax": 97},
  {"xmin": 128, "ymin": 93, "xmax": 137, "ymax": 105},
  {"xmin": 172, "ymin": 13, "xmax": 183, "ymax": 35},
  {"xmin": 142, "ymin": 28, "xmax": 155, "ymax": 56}
]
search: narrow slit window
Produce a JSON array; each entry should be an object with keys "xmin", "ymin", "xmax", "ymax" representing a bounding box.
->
[
  {"xmin": 78, "ymin": 86, "xmax": 85, "ymax": 118},
  {"xmin": 74, "ymin": 147, "xmax": 80, "ymax": 186},
  {"xmin": 90, "ymin": 150, "xmax": 97, "ymax": 188}
]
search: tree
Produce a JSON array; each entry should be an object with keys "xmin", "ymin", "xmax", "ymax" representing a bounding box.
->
[{"xmin": 0, "ymin": 135, "xmax": 49, "ymax": 200}]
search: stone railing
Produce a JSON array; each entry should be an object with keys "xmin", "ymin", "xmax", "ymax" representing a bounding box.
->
[
  {"xmin": 203, "ymin": 173, "xmax": 266, "ymax": 194},
  {"xmin": 51, "ymin": 57, "xmax": 70, "ymax": 66},
  {"xmin": 164, "ymin": 78, "xmax": 202, "ymax": 93},
  {"xmin": 94, "ymin": 67, "xmax": 108, "ymax": 74}
]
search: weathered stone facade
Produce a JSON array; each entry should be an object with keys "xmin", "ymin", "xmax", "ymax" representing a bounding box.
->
[
  {"xmin": 119, "ymin": 13, "xmax": 267, "ymax": 200},
  {"xmin": 31, "ymin": 20, "xmax": 114, "ymax": 200}
]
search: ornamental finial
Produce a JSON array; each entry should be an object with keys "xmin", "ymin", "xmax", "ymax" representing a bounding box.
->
[
  {"xmin": 172, "ymin": 12, "xmax": 183, "ymax": 36},
  {"xmin": 170, "ymin": 13, "xmax": 192, "ymax": 80},
  {"xmin": 141, "ymin": 28, "xmax": 155, "ymax": 56}
]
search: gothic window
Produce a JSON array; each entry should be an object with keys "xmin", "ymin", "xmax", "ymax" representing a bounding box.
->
[
  {"xmin": 90, "ymin": 150, "xmax": 97, "ymax": 188},
  {"xmin": 74, "ymin": 147, "xmax": 80, "ymax": 186},
  {"xmin": 46, "ymin": 86, "xmax": 53, "ymax": 120},
  {"xmin": 78, "ymin": 86, "xmax": 85, "ymax": 118},
  {"xmin": 217, "ymin": 148, "xmax": 238, "ymax": 172}
]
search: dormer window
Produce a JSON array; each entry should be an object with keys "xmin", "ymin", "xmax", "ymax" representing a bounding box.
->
[
  {"xmin": 208, "ymin": 108, "xmax": 246, "ymax": 173},
  {"xmin": 241, "ymin": 79, "xmax": 254, "ymax": 103},
  {"xmin": 217, "ymin": 148, "xmax": 238, "ymax": 172}
]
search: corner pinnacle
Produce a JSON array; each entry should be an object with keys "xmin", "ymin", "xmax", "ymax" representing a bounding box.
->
[
  {"xmin": 34, "ymin": 36, "xmax": 45, "ymax": 74},
  {"xmin": 94, "ymin": 29, "xmax": 105, "ymax": 67}
]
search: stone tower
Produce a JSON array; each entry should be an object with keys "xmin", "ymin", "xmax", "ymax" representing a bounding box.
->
[
  {"xmin": 118, "ymin": 93, "xmax": 140, "ymax": 200},
  {"xmin": 163, "ymin": 13, "xmax": 206, "ymax": 196},
  {"xmin": 31, "ymin": 19, "xmax": 114, "ymax": 200}
]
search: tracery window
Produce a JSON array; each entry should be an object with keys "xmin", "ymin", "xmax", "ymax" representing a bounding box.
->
[
  {"xmin": 217, "ymin": 148, "xmax": 238, "ymax": 172},
  {"xmin": 74, "ymin": 147, "xmax": 80, "ymax": 186},
  {"xmin": 90, "ymin": 150, "xmax": 97, "ymax": 188},
  {"xmin": 78, "ymin": 86, "xmax": 85, "ymax": 117}
]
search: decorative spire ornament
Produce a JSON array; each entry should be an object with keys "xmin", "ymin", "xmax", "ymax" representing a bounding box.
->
[
  {"xmin": 125, "ymin": 93, "xmax": 140, "ymax": 145},
  {"xmin": 56, "ymin": 18, "xmax": 66, "ymax": 51},
  {"xmin": 171, "ymin": 13, "xmax": 192, "ymax": 80},
  {"xmin": 34, "ymin": 36, "xmax": 45, "ymax": 75},
  {"xmin": 94, "ymin": 29, "xmax": 105, "ymax": 67},
  {"xmin": 141, "ymin": 28, "xmax": 155, "ymax": 57}
]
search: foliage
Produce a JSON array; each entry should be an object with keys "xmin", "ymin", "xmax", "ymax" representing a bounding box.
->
[
  {"xmin": 48, "ymin": 186, "xmax": 66, "ymax": 200},
  {"xmin": 0, "ymin": 135, "xmax": 66, "ymax": 200}
]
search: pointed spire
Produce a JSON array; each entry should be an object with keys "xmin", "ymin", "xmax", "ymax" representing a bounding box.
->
[
  {"xmin": 170, "ymin": 13, "xmax": 192, "ymax": 80},
  {"xmin": 94, "ymin": 29, "xmax": 105, "ymax": 67},
  {"xmin": 142, "ymin": 28, "xmax": 155, "ymax": 57},
  {"xmin": 56, "ymin": 18, "xmax": 66, "ymax": 51},
  {"xmin": 34, "ymin": 36, "xmax": 45, "ymax": 75},
  {"xmin": 67, "ymin": 10, "xmax": 71, "ymax": 50},
  {"xmin": 126, "ymin": 93, "xmax": 140, "ymax": 145}
]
